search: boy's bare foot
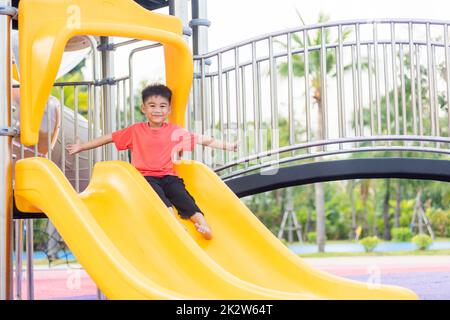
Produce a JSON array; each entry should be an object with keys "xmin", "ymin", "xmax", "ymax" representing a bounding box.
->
[
  {"xmin": 194, "ymin": 222, "xmax": 213, "ymax": 240},
  {"xmin": 190, "ymin": 212, "xmax": 213, "ymax": 240}
]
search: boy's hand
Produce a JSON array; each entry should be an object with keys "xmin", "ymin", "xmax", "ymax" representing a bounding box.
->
[
  {"xmin": 66, "ymin": 137, "xmax": 83, "ymax": 155},
  {"xmin": 226, "ymin": 141, "xmax": 239, "ymax": 152}
]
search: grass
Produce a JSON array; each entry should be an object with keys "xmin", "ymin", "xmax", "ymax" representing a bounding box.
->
[
  {"xmin": 291, "ymin": 237, "xmax": 450, "ymax": 246},
  {"xmin": 298, "ymin": 249, "xmax": 450, "ymax": 258},
  {"xmin": 21, "ymin": 238, "xmax": 450, "ymax": 266},
  {"xmin": 29, "ymin": 249, "xmax": 450, "ymax": 267},
  {"xmin": 294, "ymin": 237, "xmax": 450, "ymax": 258},
  {"xmin": 16, "ymin": 258, "xmax": 79, "ymax": 268}
]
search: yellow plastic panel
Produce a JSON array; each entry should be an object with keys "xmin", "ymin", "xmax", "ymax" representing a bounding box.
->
[
  {"xmin": 174, "ymin": 160, "xmax": 419, "ymax": 300},
  {"xmin": 19, "ymin": 0, "xmax": 193, "ymax": 145},
  {"xmin": 12, "ymin": 63, "xmax": 19, "ymax": 82},
  {"xmin": 14, "ymin": 157, "xmax": 320, "ymax": 299}
]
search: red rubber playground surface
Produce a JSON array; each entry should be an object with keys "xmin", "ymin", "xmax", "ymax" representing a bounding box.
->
[{"xmin": 13, "ymin": 256, "xmax": 450, "ymax": 300}]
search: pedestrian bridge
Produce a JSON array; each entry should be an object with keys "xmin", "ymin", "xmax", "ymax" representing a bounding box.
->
[{"xmin": 189, "ymin": 19, "xmax": 449, "ymax": 193}]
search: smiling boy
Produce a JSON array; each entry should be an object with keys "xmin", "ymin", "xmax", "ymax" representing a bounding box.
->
[{"xmin": 67, "ymin": 84, "xmax": 238, "ymax": 240}]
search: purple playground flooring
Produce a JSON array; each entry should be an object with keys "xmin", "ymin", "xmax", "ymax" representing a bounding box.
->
[{"xmin": 343, "ymin": 272, "xmax": 450, "ymax": 300}]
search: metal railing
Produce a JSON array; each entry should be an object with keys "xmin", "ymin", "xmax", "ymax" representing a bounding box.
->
[
  {"xmin": 11, "ymin": 36, "xmax": 106, "ymax": 300},
  {"xmin": 11, "ymin": 37, "xmax": 165, "ymax": 299},
  {"xmin": 191, "ymin": 19, "xmax": 450, "ymax": 180},
  {"xmin": 8, "ymin": 18, "xmax": 450, "ymax": 299}
]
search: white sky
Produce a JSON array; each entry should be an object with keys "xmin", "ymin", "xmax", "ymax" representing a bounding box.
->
[
  {"xmin": 108, "ymin": 0, "xmax": 450, "ymax": 85},
  {"xmin": 207, "ymin": 0, "xmax": 450, "ymax": 50}
]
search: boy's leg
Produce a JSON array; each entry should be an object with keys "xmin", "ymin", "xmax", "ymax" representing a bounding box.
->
[
  {"xmin": 144, "ymin": 176, "xmax": 173, "ymax": 207},
  {"xmin": 145, "ymin": 176, "xmax": 185, "ymax": 229},
  {"xmin": 163, "ymin": 176, "xmax": 213, "ymax": 240},
  {"xmin": 168, "ymin": 207, "xmax": 188, "ymax": 231}
]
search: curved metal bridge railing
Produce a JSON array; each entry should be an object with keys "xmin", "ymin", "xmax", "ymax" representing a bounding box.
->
[{"xmin": 191, "ymin": 19, "xmax": 450, "ymax": 180}]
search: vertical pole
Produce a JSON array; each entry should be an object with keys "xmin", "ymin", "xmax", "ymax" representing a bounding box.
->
[
  {"xmin": 191, "ymin": 0, "xmax": 209, "ymax": 57},
  {"xmin": 98, "ymin": 36, "xmax": 116, "ymax": 301},
  {"xmin": 169, "ymin": 0, "xmax": 193, "ymax": 160},
  {"xmin": 14, "ymin": 220, "xmax": 23, "ymax": 299},
  {"xmin": 100, "ymin": 36, "xmax": 117, "ymax": 161},
  {"xmin": 0, "ymin": 0, "xmax": 13, "ymax": 300},
  {"xmin": 191, "ymin": 0, "xmax": 209, "ymax": 161},
  {"xmin": 169, "ymin": 0, "xmax": 190, "ymax": 42},
  {"xmin": 25, "ymin": 219, "xmax": 33, "ymax": 300}
]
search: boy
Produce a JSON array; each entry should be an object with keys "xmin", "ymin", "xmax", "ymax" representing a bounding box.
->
[{"xmin": 66, "ymin": 84, "xmax": 238, "ymax": 240}]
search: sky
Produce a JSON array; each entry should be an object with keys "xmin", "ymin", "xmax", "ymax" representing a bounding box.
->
[
  {"xmin": 207, "ymin": 0, "xmax": 448, "ymax": 51},
  {"xmin": 106, "ymin": 0, "xmax": 450, "ymax": 85}
]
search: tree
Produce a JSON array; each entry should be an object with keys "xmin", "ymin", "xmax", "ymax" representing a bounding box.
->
[
  {"xmin": 277, "ymin": 11, "xmax": 352, "ymax": 252},
  {"xmin": 51, "ymin": 59, "xmax": 89, "ymax": 117}
]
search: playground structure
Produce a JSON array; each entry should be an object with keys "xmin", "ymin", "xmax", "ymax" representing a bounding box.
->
[{"xmin": 0, "ymin": 0, "xmax": 449, "ymax": 300}]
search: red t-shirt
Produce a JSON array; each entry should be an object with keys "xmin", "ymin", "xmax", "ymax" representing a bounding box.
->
[{"xmin": 111, "ymin": 122, "xmax": 198, "ymax": 177}]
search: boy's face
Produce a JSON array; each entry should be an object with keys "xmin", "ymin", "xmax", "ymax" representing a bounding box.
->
[{"xmin": 141, "ymin": 95, "xmax": 171, "ymax": 127}]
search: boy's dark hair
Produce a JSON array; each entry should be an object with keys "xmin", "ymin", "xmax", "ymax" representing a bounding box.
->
[{"xmin": 141, "ymin": 84, "xmax": 172, "ymax": 104}]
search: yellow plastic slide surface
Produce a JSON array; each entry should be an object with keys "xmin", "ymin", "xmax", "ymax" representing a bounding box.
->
[
  {"xmin": 175, "ymin": 160, "xmax": 419, "ymax": 300},
  {"xmin": 14, "ymin": 158, "xmax": 318, "ymax": 300},
  {"xmin": 19, "ymin": 0, "xmax": 192, "ymax": 145}
]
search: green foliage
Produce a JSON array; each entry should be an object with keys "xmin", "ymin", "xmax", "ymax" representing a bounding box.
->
[
  {"xmin": 395, "ymin": 199, "xmax": 415, "ymax": 227},
  {"xmin": 133, "ymin": 79, "xmax": 149, "ymax": 123},
  {"xmin": 244, "ymin": 177, "xmax": 450, "ymax": 242},
  {"xmin": 325, "ymin": 189, "xmax": 352, "ymax": 240},
  {"xmin": 412, "ymin": 234, "xmax": 433, "ymax": 250},
  {"xmin": 33, "ymin": 219, "xmax": 49, "ymax": 251},
  {"xmin": 307, "ymin": 232, "xmax": 317, "ymax": 243},
  {"xmin": 51, "ymin": 60, "xmax": 89, "ymax": 117},
  {"xmin": 391, "ymin": 227, "xmax": 413, "ymax": 242},
  {"xmin": 359, "ymin": 236, "xmax": 380, "ymax": 252},
  {"xmin": 428, "ymin": 208, "xmax": 450, "ymax": 237}
]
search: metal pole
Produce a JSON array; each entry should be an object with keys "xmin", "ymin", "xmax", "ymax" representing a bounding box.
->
[
  {"xmin": 399, "ymin": 45, "xmax": 407, "ymax": 135},
  {"xmin": 373, "ymin": 23, "xmax": 382, "ymax": 136},
  {"xmin": 100, "ymin": 36, "xmax": 117, "ymax": 161},
  {"xmin": 356, "ymin": 24, "xmax": 364, "ymax": 137},
  {"xmin": 169, "ymin": 0, "xmax": 191, "ymax": 42},
  {"xmin": 97, "ymin": 36, "xmax": 116, "ymax": 300},
  {"xmin": 409, "ymin": 23, "xmax": 417, "ymax": 136},
  {"xmin": 191, "ymin": 0, "xmax": 209, "ymax": 56},
  {"xmin": 367, "ymin": 44, "xmax": 374, "ymax": 137},
  {"xmin": 0, "ymin": 0, "xmax": 13, "ymax": 300},
  {"xmin": 444, "ymin": 24, "xmax": 450, "ymax": 138},
  {"xmin": 304, "ymin": 29, "xmax": 311, "ymax": 153},
  {"xmin": 169, "ymin": 0, "xmax": 192, "ymax": 159},
  {"xmin": 336, "ymin": 25, "xmax": 344, "ymax": 147},
  {"xmin": 88, "ymin": 36, "xmax": 103, "ymax": 164},
  {"xmin": 287, "ymin": 33, "xmax": 294, "ymax": 153},
  {"xmin": 391, "ymin": 23, "xmax": 400, "ymax": 135},
  {"xmin": 24, "ymin": 146, "xmax": 38, "ymax": 300},
  {"xmin": 383, "ymin": 44, "xmax": 391, "ymax": 136},
  {"xmin": 25, "ymin": 219, "xmax": 33, "ymax": 300},
  {"xmin": 191, "ymin": 0, "xmax": 209, "ymax": 161},
  {"xmin": 268, "ymin": 36, "xmax": 279, "ymax": 152},
  {"xmin": 14, "ymin": 219, "xmax": 23, "ymax": 299}
]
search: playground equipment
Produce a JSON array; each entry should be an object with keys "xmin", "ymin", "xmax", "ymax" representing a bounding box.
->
[{"xmin": 3, "ymin": 0, "xmax": 449, "ymax": 300}]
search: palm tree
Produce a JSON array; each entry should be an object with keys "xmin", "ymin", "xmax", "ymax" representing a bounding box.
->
[{"xmin": 277, "ymin": 11, "xmax": 352, "ymax": 252}]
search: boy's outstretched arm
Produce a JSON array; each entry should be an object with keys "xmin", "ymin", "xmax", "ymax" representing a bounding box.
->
[
  {"xmin": 66, "ymin": 134, "xmax": 113, "ymax": 155},
  {"xmin": 197, "ymin": 135, "xmax": 238, "ymax": 151}
]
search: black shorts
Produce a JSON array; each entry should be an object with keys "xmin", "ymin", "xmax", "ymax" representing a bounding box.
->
[{"xmin": 144, "ymin": 175, "xmax": 202, "ymax": 219}]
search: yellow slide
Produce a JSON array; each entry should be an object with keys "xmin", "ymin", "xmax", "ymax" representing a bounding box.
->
[
  {"xmin": 175, "ymin": 160, "xmax": 419, "ymax": 300},
  {"xmin": 14, "ymin": 157, "xmax": 317, "ymax": 300},
  {"xmin": 14, "ymin": 157, "xmax": 417, "ymax": 299}
]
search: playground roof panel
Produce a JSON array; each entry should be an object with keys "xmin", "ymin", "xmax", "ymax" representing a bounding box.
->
[{"xmin": 11, "ymin": 0, "xmax": 170, "ymax": 29}]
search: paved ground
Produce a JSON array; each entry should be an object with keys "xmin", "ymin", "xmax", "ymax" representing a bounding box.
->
[
  {"xmin": 13, "ymin": 256, "xmax": 450, "ymax": 300},
  {"xmin": 303, "ymin": 255, "xmax": 450, "ymax": 300}
]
